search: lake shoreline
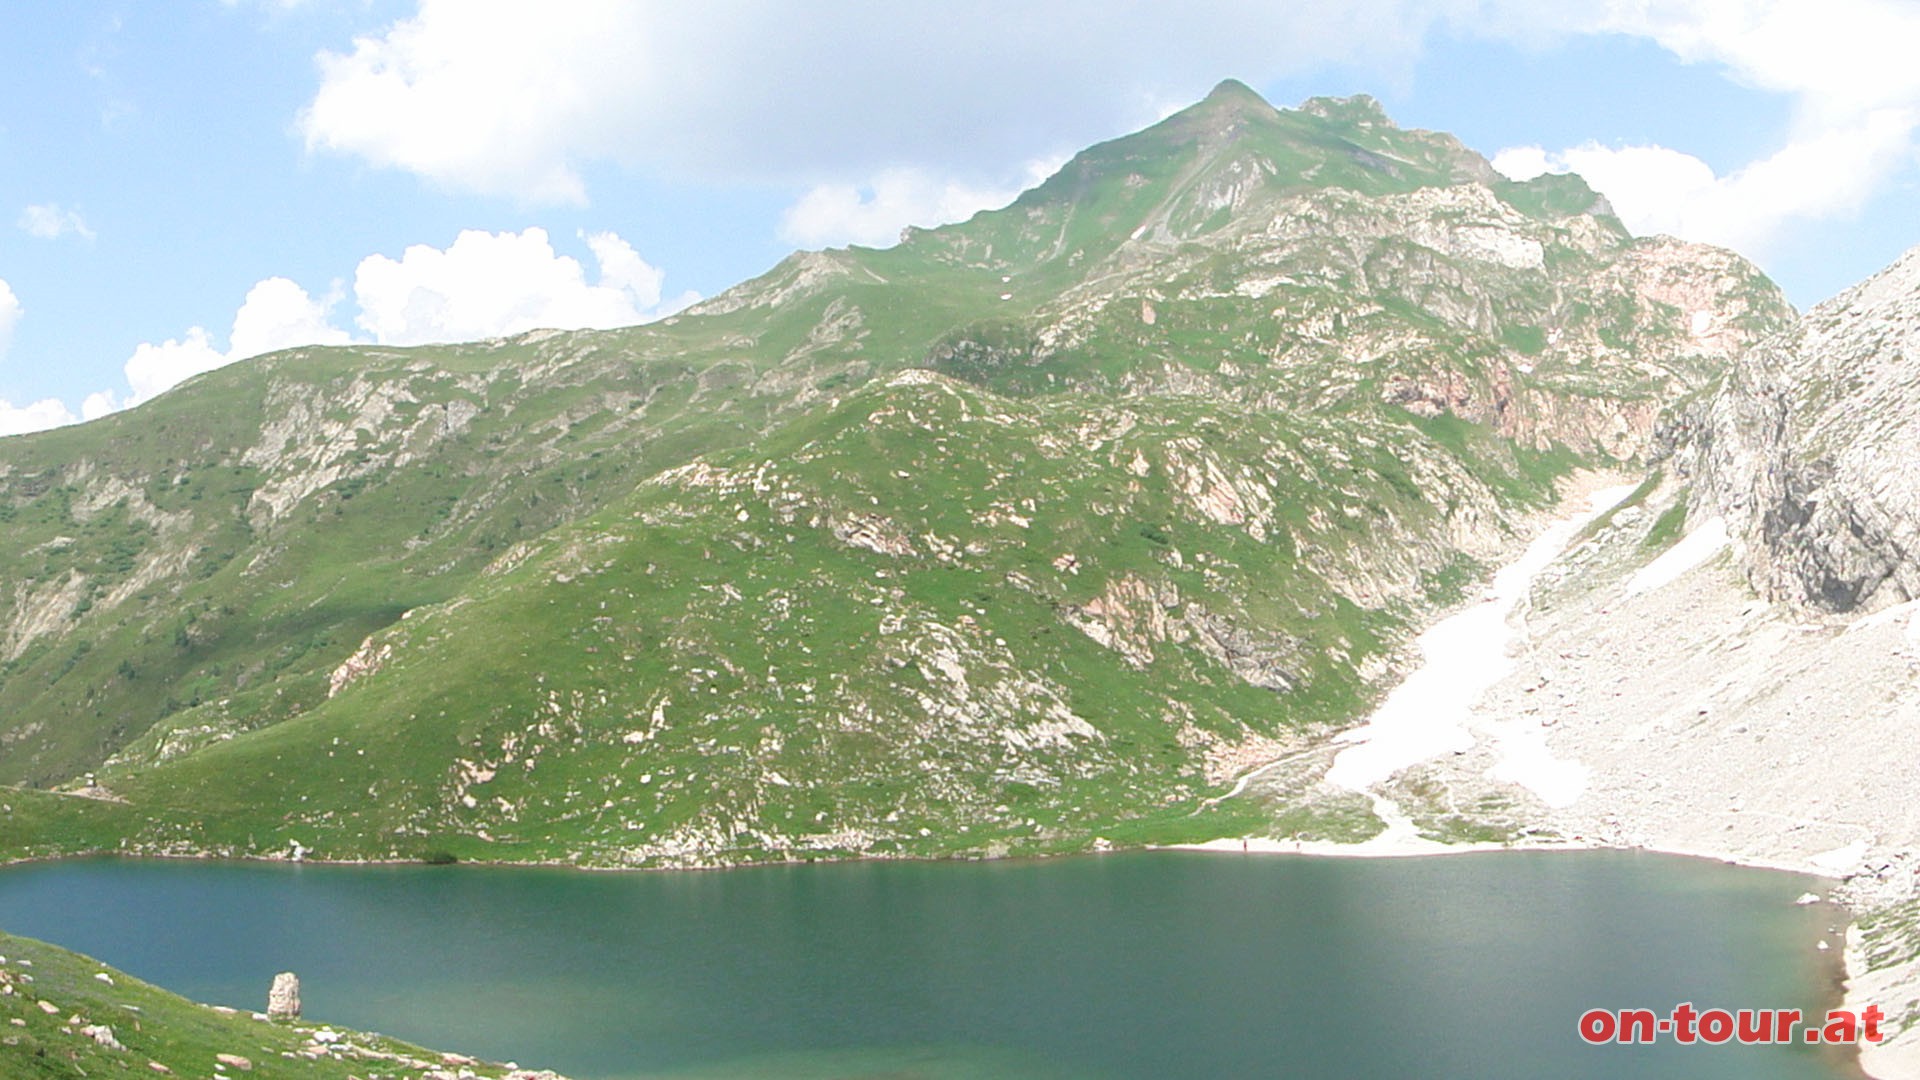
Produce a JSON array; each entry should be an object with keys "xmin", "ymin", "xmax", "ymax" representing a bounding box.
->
[
  {"xmin": 0, "ymin": 846, "xmax": 1861, "ymax": 1080},
  {"xmin": 1158, "ymin": 467, "xmax": 1879, "ymax": 1077}
]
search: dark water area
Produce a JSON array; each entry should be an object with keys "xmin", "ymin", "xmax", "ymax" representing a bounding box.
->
[{"xmin": 0, "ymin": 849, "xmax": 1851, "ymax": 1078}]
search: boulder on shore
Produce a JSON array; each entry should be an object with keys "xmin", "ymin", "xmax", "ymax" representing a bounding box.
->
[{"xmin": 266, "ymin": 972, "xmax": 300, "ymax": 1020}]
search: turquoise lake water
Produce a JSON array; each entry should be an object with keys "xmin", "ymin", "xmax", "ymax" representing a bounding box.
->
[{"xmin": 0, "ymin": 850, "xmax": 1853, "ymax": 1079}]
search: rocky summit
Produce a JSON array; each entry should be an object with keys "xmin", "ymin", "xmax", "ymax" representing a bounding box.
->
[{"xmin": 0, "ymin": 83, "xmax": 1789, "ymax": 869}]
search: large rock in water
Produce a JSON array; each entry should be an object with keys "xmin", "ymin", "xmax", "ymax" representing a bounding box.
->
[
  {"xmin": 1693, "ymin": 244, "xmax": 1920, "ymax": 612},
  {"xmin": 266, "ymin": 971, "xmax": 300, "ymax": 1019}
]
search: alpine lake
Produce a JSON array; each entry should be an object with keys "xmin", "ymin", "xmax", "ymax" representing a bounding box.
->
[{"xmin": 0, "ymin": 848, "xmax": 1857, "ymax": 1079}]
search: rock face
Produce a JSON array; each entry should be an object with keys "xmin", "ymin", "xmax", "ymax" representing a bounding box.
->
[
  {"xmin": 266, "ymin": 972, "xmax": 300, "ymax": 1020},
  {"xmin": 1693, "ymin": 244, "xmax": 1920, "ymax": 612}
]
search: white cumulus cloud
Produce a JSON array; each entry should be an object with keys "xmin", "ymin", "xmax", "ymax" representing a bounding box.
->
[
  {"xmin": 294, "ymin": 1, "xmax": 1920, "ymax": 267},
  {"xmin": 352, "ymin": 226, "xmax": 691, "ymax": 346},
  {"xmin": 18, "ymin": 203, "xmax": 96, "ymax": 242},
  {"xmin": 779, "ymin": 159, "xmax": 1065, "ymax": 250},
  {"xmin": 74, "ymin": 228, "xmax": 681, "ymax": 425},
  {"xmin": 300, "ymin": 0, "xmax": 648, "ymax": 204},
  {"xmin": 229, "ymin": 276, "xmax": 352, "ymax": 361},
  {"xmin": 0, "ymin": 398, "xmax": 78, "ymax": 437},
  {"xmin": 0, "ymin": 279, "xmax": 76, "ymax": 438},
  {"xmin": 582, "ymin": 230, "xmax": 668, "ymax": 311},
  {"xmin": 1488, "ymin": 146, "xmax": 1553, "ymax": 183},
  {"xmin": 1495, "ymin": 0, "xmax": 1920, "ymax": 254},
  {"xmin": 80, "ymin": 391, "xmax": 118, "ymax": 422},
  {"xmin": 115, "ymin": 277, "xmax": 350, "ymax": 409},
  {"xmin": 7, "ymin": 224, "xmax": 685, "ymax": 432},
  {"xmin": 120, "ymin": 328, "xmax": 227, "ymax": 407},
  {"xmin": 294, "ymin": 1, "xmax": 1480, "ymax": 204},
  {"xmin": 1496, "ymin": 112, "xmax": 1915, "ymax": 253}
]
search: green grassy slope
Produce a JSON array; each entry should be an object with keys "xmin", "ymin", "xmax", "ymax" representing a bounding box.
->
[
  {"xmin": 0, "ymin": 928, "xmax": 553, "ymax": 1078},
  {"xmin": 86, "ymin": 372, "xmax": 1554, "ymax": 865},
  {"xmin": 0, "ymin": 83, "xmax": 1794, "ymax": 864}
]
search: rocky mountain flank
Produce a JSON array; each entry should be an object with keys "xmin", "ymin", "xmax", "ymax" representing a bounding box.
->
[
  {"xmin": 1693, "ymin": 245, "xmax": 1920, "ymax": 612},
  {"xmin": 0, "ymin": 82, "xmax": 1788, "ymax": 869},
  {"xmin": 1315, "ymin": 241, "xmax": 1920, "ymax": 1077},
  {"xmin": 1690, "ymin": 243, "xmax": 1920, "ymax": 1078}
]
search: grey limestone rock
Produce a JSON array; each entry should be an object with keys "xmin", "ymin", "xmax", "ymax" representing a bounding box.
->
[{"xmin": 1693, "ymin": 244, "xmax": 1920, "ymax": 613}]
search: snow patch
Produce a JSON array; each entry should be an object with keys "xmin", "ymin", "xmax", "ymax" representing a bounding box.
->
[
  {"xmin": 1625, "ymin": 516, "xmax": 1729, "ymax": 596},
  {"xmin": 1481, "ymin": 721, "xmax": 1589, "ymax": 808},
  {"xmin": 1809, "ymin": 838, "xmax": 1870, "ymax": 875},
  {"xmin": 1324, "ymin": 483, "xmax": 1636, "ymax": 796}
]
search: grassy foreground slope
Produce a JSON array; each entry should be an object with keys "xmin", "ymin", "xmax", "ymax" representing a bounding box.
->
[
  {"xmin": 0, "ymin": 929, "xmax": 562, "ymax": 1078},
  {"xmin": 0, "ymin": 82, "xmax": 1792, "ymax": 864}
]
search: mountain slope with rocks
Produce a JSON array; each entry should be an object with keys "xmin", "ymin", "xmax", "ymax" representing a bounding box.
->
[
  {"xmin": 0, "ymin": 82, "xmax": 1790, "ymax": 867},
  {"xmin": 1240, "ymin": 240, "xmax": 1920, "ymax": 1077}
]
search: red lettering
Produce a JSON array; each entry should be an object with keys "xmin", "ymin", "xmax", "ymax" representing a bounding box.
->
[
  {"xmin": 1698, "ymin": 1009, "xmax": 1735, "ymax": 1044},
  {"xmin": 1575, "ymin": 1002, "xmax": 1883, "ymax": 1046},
  {"xmin": 1671, "ymin": 1002, "xmax": 1698, "ymax": 1044},
  {"xmin": 1579, "ymin": 1009, "xmax": 1617, "ymax": 1044}
]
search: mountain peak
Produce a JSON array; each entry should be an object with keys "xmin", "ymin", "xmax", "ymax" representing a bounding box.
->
[
  {"xmin": 1187, "ymin": 78, "xmax": 1283, "ymax": 125},
  {"xmin": 1203, "ymin": 78, "xmax": 1268, "ymax": 106},
  {"xmin": 1297, "ymin": 94, "xmax": 1394, "ymax": 129}
]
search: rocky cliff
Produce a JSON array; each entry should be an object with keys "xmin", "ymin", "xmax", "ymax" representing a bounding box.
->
[{"xmin": 1693, "ymin": 244, "xmax": 1920, "ymax": 613}]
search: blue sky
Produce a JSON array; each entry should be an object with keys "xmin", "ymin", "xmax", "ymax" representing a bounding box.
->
[{"xmin": 2, "ymin": 1, "xmax": 1918, "ymax": 433}]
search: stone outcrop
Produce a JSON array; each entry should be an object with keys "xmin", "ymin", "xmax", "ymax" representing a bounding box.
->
[
  {"xmin": 1692, "ymin": 244, "xmax": 1920, "ymax": 613},
  {"xmin": 829, "ymin": 512, "xmax": 917, "ymax": 557},
  {"xmin": 266, "ymin": 972, "xmax": 300, "ymax": 1020},
  {"xmin": 327, "ymin": 635, "xmax": 394, "ymax": 697}
]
